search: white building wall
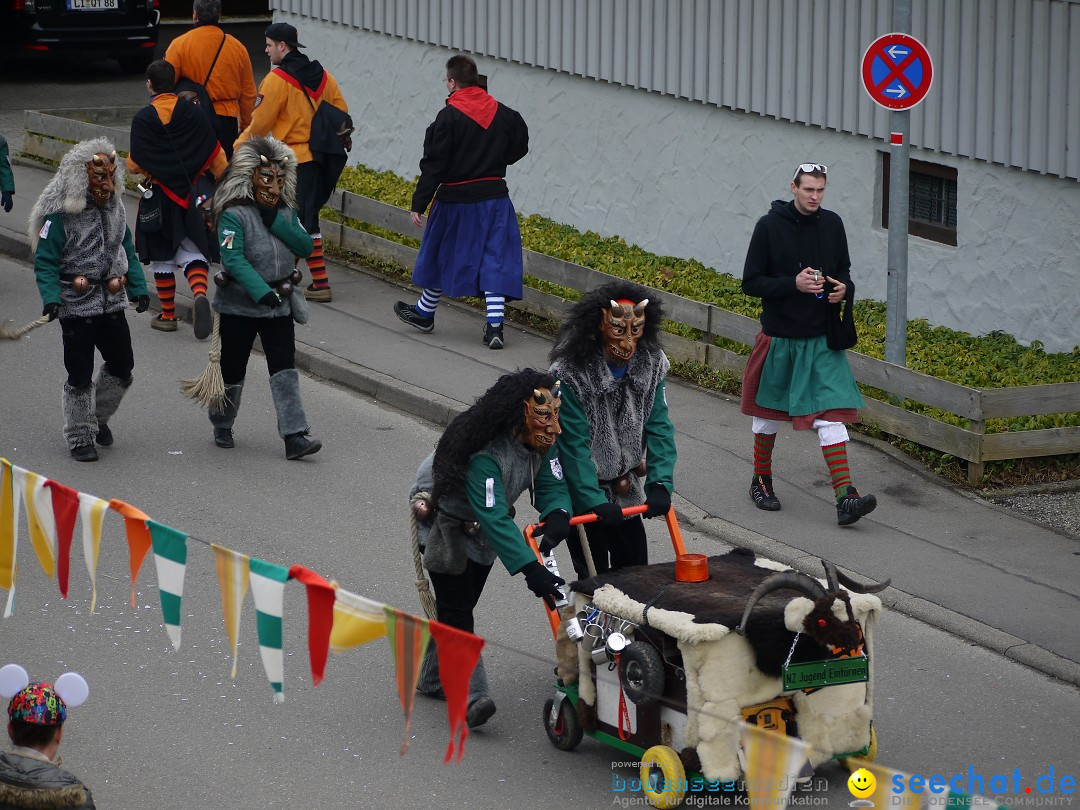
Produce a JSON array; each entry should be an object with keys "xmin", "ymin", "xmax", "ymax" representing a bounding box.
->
[{"xmin": 299, "ymin": 19, "xmax": 1080, "ymax": 353}]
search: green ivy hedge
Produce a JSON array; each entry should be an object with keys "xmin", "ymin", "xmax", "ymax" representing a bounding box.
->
[{"xmin": 331, "ymin": 164, "xmax": 1080, "ymax": 482}]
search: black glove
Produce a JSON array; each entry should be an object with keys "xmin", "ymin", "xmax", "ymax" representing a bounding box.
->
[
  {"xmin": 537, "ymin": 509, "xmax": 571, "ymax": 555},
  {"xmin": 42, "ymin": 302, "xmax": 60, "ymax": 321},
  {"xmin": 590, "ymin": 501, "xmax": 624, "ymax": 528},
  {"xmin": 1, "ymin": 191, "xmax": 12, "ymax": 213},
  {"xmin": 644, "ymin": 483, "xmax": 671, "ymax": 518},
  {"xmin": 259, "ymin": 205, "xmax": 278, "ymax": 229},
  {"xmin": 259, "ymin": 290, "xmax": 282, "ymax": 308},
  {"xmin": 135, "ymin": 294, "xmax": 150, "ymax": 313},
  {"xmin": 520, "ymin": 561, "xmax": 565, "ymax": 611}
]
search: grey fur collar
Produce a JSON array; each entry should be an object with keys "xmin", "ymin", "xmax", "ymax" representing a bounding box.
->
[
  {"xmin": 28, "ymin": 137, "xmax": 124, "ymax": 255},
  {"xmin": 213, "ymin": 136, "xmax": 298, "ymax": 215}
]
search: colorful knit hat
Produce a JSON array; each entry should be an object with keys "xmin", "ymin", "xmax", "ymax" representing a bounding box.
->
[
  {"xmin": 8, "ymin": 682, "xmax": 66, "ymax": 726},
  {"xmin": 0, "ymin": 664, "xmax": 89, "ymax": 726}
]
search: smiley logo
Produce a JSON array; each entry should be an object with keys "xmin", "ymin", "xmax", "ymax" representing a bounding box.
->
[{"xmin": 848, "ymin": 768, "xmax": 877, "ymax": 799}]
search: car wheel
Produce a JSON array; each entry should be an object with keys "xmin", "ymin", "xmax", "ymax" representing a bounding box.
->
[{"xmin": 620, "ymin": 641, "xmax": 665, "ymax": 706}]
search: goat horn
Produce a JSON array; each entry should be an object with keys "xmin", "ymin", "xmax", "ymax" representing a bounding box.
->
[
  {"xmin": 734, "ymin": 571, "xmax": 828, "ymax": 635},
  {"xmin": 822, "ymin": 560, "xmax": 840, "ymax": 593},
  {"xmin": 835, "ymin": 569, "xmax": 891, "ymax": 594}
]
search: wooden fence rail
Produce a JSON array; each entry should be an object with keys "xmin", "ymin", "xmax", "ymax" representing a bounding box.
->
[{"xmin": 24, "ymin": 111, "xmax": 1080, "ymax": 484}]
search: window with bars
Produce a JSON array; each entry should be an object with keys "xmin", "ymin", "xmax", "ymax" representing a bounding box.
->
[{"xmin": 881, "ymin": 154, "xmax": 958, "ymax": 246}]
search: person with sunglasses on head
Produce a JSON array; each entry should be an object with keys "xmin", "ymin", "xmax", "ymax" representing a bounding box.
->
[{"xmin": 740, "ymin": 163, "xmax": 878, "ymax": 526}]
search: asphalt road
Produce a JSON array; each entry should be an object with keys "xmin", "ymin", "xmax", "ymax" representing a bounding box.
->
[{"xmin": 1, "ymin": 251, "xmax": 1079, "ymax": 809}]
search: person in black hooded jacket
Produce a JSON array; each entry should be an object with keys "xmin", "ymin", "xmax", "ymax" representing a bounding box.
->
[{"xmin": 740, "ymin": 163, "xmax": 878, "ymax": 527}]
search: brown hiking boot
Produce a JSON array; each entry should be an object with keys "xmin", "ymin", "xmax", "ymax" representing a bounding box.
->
[
  {"xmin": 151, "ymin": 314, "xmax": 178, "ymax": 332},
  {"xmin": 304, "ymin": 284, "xmax": 332, "ymax": 302}
]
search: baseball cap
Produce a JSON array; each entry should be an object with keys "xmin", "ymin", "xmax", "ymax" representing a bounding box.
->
[{"xmin": 265, "ymin": 22, "xmax": 305, "ymax": 49}]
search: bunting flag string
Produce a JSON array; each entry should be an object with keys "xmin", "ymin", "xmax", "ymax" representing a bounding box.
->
[
  {"xmin": 109, "ymin": 499, "xmax": 153, "ymax": 607},
  {"xmin": 14, "ymin": 466, "xmax": 56, "ymax": 581},
  {"xmin": 0, "ymin": 458, "xmax": 18, "ymax": 618},
  {"xmin": 429, "ymin": 620, "xmax": 485, "ymax": 764},
  {"xmin": 45, "ymin": 480, "xmax": 79, "ymax": 599},
  {"xmin": 330, "ymin": 587, "xmax": 387, "ymax": 653},
  {"xmin": 384, "ymin": 606, "xmax": 431, "ymax": 756},
  {"xmin": 76, "ymin": 492, "xmax": 108, "ymax": 614},
  {"xmin": 147, "ymin": 521, "xmax": 189, "ymax": 651},
  {"xmin": 739, "ymin": 721, "xmax": 810, "ymax": 810},
  {"xmin": 288, "ymin": 564, "xmax": 336, "ymax": 687},
  {"xmin": 211, "ymin": 544, "xmax": 250, "ymax": 679},
  {"xmin": 249, "ymin": 557, "xmax": 289, "ymax": 703}
]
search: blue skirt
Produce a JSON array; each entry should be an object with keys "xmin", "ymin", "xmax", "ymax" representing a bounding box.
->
[{"xmin": 411, "ymin": 196, "xmax": 524, "ymax": 300}]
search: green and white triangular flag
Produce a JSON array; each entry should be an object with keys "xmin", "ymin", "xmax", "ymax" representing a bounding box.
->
[
  {"xmin": 249, "ymin": 557, "xmax": 290, "ymax": 702},
  {"xmin": 148, "ymin": 521, "xmax": 188, "ymax": 651}
]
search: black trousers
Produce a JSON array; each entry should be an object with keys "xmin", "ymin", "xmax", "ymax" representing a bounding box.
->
[
  {"xmin": 218, "ymin": 313, "xmax": 295, "ymax": 385},
  {"xmin": 296, "ymin": 159, "xmax": 345, "ymax": 234},
  {"xmin": 566, "ymin": 515, "xmax": 648, "ymax": 580},
  {"xmin": 427, "ymin": 558, "xmax": 493, "ymax": 635},
  {"xmin": 60, "ymin": 311, "xmax": 134, "ymax": 388}
]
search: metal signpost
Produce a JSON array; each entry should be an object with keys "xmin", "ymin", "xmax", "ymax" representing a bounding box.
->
[{"xmin": 861, "ymin": 7, "xmax": 934, "ymax": 367}]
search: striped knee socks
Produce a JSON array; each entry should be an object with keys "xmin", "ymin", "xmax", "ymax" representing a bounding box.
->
[
  {"xmin": 307, "ymin": 233, "xmax": 329, "ymax": 289},
  {"xmin": 416, "ymin": 288, "xmax": 442, "ymax": 317},
  {"xmin": 753, "ymin": 431, "xmax": 777, "ymax": 477},
  {"xmin": 183, "ymin": 261, "xmax": 209, "ymax": 298},
  {"xmin": 484, "ymin": 292, "xmax": 505, "ymax": 325},
  {"xmin": 822, "ymin": 442, "xmax": 853, "ymax": 498},
  {"xmin": 154, "ymin": 273, "xmax": 176, "ymax": 320}
]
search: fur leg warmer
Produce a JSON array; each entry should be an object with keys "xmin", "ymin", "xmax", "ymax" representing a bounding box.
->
[
  {"xmin": 269, "ymin": 369, "xmax": 309, "ymax": 439},
  {"xmin": 209, "ymin": 382, "xmax": 244, "ymax": 430},
  {"xmin": 94, "ymin": 367, "xmax": 133, "ymax": 426},
  {"xmin": 62, "ymin": 384, "xmax": 96, "ymax": 450}
]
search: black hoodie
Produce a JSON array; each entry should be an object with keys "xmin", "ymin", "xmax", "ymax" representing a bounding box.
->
[{"xmin": 741, "ymin": 199, "xmax": 854, "ymax": 338}]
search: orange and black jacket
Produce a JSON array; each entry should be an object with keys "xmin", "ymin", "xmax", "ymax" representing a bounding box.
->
[
  {"xmin": 164, "ymin": 24, "xmax": 257, "ymax": 129},
  {"xmin": 126, "ymin": 94, "xmax": 228, "ymax": 206},
  {"xmin": 235, "ymin": 50, "xmax": 348, "ymax": 164}
]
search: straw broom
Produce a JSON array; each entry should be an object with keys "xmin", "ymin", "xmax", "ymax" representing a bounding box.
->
[
  {"xmin": 0, "ymin": 315, "xmax": 50, "ymax": 340},
  {"xmin": 179, "ymin": 309, "xmax": 227, "ymax": 410}
]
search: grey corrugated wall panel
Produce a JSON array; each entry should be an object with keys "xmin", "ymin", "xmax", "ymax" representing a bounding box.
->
[{"xmin": 272, "ymin": 0, "xmax": 1080, "ymax": 180}]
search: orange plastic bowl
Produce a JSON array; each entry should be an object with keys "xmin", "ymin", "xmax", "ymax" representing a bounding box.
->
[{"xmin": 675, "ymin": 553, "xmax": 709, "ymax": 582}]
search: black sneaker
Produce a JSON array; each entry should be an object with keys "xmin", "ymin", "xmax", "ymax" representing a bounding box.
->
[
  {"xmin": 483, "ymin": 323, "xmax": 504, "ymax": 350},
  {"xmin": 213, "ymin": 428, "xmax": 234, "ymax": 449},
  {"xmin": 393, "ymin": 301, "xmax": 434, "ymax": 333},
  {"xmin": 96, "ymin": 424, "xmax": 113, "ymax": 447},
  {"xmin": 750, "ymin": 475, "xmax": 781, "ymax": 511},
  {"xmin": 285, "ymin": 432, "xmax": 322, "ymax": 460},
  {"xmin": 837, "ymin": 486, "xmax": 877, "ymax": 526},
  {"xmin": 466, "ymin": 696, "xmax": 496, "ymax": 729},
  {"xmin": 193, "ymin": 295, "xmax": 212, "ymax": 340},
  {"xmin": 70, "ymin": 444, "xmax": 98, "ymax": 462}
]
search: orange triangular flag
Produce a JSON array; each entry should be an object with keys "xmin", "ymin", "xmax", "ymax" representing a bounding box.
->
[{"xmin": 109, "ymin": 499, "xmax": 153, "ymax": 606}]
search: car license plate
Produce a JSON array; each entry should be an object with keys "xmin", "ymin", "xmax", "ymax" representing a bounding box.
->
[{"xmin": 68, "ymin": 0, "xmax": 119, "ymax": 9}]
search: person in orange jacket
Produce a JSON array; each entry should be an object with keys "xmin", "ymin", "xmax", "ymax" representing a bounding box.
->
[
  {"xmin": 235, "ymin": 22, "xmax": 351, "ymax": 303},
  {"xmin": 165, "ymin": 0, "xmax": 256, "ymax": 160}
]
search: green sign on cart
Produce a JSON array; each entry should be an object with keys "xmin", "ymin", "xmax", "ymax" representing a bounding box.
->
[{"xmin": 783, "ymin": 656, "xmax": 869, "ymax": 691}]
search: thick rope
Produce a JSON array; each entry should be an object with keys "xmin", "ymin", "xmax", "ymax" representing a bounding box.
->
[
  {"xmin": 179, "ymin": 310, "xmax": 226, "ymax": 409},
  {"xmin": 0, "ymin": 315, "xmax": 50, "ymax": 340},
  {"xmin": 577, "ymin": 523, "xmax": 598, "ymax": 579},
  {"xmin": 409, "ymin": 491, "xmax": 438, "ymax": 620}
]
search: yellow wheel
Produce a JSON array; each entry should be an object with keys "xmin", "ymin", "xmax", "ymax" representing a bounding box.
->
[
  {"xmin": 639, "ymin": 744, "xmax": 687, "ymax": 809},
  {"xmin": 842, "ymin": 722, "xmax": 879, "ymax": 770}
]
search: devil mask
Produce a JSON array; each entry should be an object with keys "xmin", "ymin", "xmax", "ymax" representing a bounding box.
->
[
  {"xmin": 253, "ymin": 155, "xmax": 287, "ymax": 208},
  {"xmin": 519, "ymin": 383, "xmax": 562, "ymax": 451},
  {"xmin": 600, "ymin": 298, "xmax": 649, "ymax": 365},
  {"xmin": 85, "ymin": 152, "xmax": 117, "ymax": 207}
]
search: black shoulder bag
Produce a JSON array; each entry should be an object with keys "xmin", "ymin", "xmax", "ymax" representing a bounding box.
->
[
  {"xmin": 825, "ymin": 283, "xmax": 858, "ymax": 351},
  {"xmin": 175, "ymin": 33, "xmax": 227, "ymax": 122}
]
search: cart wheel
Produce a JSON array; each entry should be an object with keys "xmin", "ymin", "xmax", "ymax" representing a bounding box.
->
[
  {"xmin": 543, "ymin": 697, "xmax": 583, "ymax": 751},
  {"xmin": 640, "ymin": 744, "xmax": 687, "ymax": 808},
  {"xmin": 620, "ymin": 641, "xmax": 665, "ymax": 706},
  {"xmin": 841, "ymin": 722, "xmax": 878, "ymax": 770}
]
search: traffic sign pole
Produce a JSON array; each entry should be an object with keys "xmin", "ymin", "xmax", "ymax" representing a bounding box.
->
[{"xmin": 886, "ymin": 0, "xmax": 912, "ymax": 367}]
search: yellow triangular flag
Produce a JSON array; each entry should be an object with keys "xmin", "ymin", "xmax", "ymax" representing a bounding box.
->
[
  {"xmin": 77, "ymin": 492, "xmax": 108, "ymax": 614},
  {"xmin": 330, "ymin": 587, "xmax": 387, "ymax": 652},
  {"xmin": 739, "ymin": 722, "xmax": 810, "ymax": 809},
  {"xmin": 0, "ymin": 458, "xmax": 23, "ymax": 617},
  {"xmin": 14, "ymin": 466, "xmax": 55, "ymax": 580},
  {"xmin": 211, "ymin": 544, "xmax": 250, "ymax": 678}
]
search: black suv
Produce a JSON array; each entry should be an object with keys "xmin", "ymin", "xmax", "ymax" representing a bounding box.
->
[{"xmin": 1, "ymin": 0, "xmax": 160, "ymax": 74}]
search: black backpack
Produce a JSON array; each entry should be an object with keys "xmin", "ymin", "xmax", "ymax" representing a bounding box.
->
[{"xmin": 174, "ymin": 33, "xmax": 226, "ymax": 124}]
